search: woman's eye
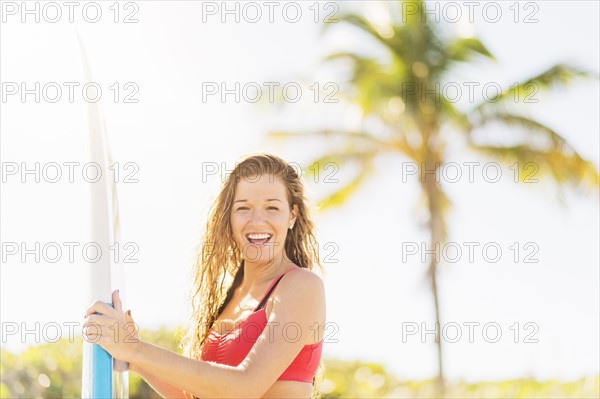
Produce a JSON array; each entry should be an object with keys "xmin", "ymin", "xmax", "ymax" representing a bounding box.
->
[{"xmin": 235, "ymin": 206, "xmax": 278, "ymax": 211}]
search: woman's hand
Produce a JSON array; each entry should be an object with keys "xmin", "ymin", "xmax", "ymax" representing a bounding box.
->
[{"xmin": 83, "ymin": 290, "xmax": 140, "ymax": 363}]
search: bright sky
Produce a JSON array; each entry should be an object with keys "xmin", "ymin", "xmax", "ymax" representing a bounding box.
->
[{"xmin": 1, "ymin": 1, "xmax": 599, "ymax": 383}]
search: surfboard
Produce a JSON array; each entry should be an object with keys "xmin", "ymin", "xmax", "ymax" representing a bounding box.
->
[{"xmin": 78, "ymin": 34, "xmax": 128, "ymax": 399}]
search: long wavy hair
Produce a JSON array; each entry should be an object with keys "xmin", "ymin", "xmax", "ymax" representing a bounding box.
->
[{"xmin": 179, "ymin": 153, "xmax": 325, "ymax": 398}]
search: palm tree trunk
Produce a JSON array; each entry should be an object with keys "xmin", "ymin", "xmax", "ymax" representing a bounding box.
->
[
  {"xmin": 429, "ymin": 242, "xmax": 445, "ymax": 397},
  {"xmin": 422, "ymin": 158, "xmax": 446, "ymax": 397}
]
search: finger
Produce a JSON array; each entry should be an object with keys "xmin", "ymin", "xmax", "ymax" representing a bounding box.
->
[
  {"xmin": 124, "ymin": 309, "xmax": 134, "ymax": 324},
  {"xmin": 83, "ymin": 330, "xmax": 105, "ymax": 345},
  {"xmin": 82, "ymin": 319, "xmax": 104, "ymax": 340},
  {"xmin": 84, "ymin": 314, "xmax": 116, "ymax": 328},
  {"xmin": 113, "ymin": 289, "xmax": 123, "ymax": 314},
  {"xmin": 124, "ymin": 310, "xmax": 139, "ymax": 336},
  {"xmin": 83, "ymin": 315, "xmax": 122, "ymax": 343},
  {"xmin": 85, "ymin": 300, "xmax": 115, "ymax": 317}
]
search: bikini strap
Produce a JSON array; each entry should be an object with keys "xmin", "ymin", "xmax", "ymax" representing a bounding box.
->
[{"xmin": 253, "ymin": 266, "xmax": 299, "ymax": 311}]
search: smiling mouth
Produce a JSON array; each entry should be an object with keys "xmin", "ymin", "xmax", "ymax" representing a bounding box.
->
[{"xmin": 246, "ymin": 234, "xmax": 273, "ymax": 245}]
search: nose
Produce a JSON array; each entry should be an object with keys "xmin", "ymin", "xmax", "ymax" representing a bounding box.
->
[{"xmin": 248, "ymin": 208, "xmax": 268, "ymax": 225}]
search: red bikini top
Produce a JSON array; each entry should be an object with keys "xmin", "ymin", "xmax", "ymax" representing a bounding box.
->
[{"xmin": 200, "ymin": 266, "xmax": 323, "ymax": 383}]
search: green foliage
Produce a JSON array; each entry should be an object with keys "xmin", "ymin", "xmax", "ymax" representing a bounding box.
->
[
  {"xmin": 1, "ymin": 331, "xmax": 598, "ymax": 398},
  {"xmin": 1, "ymin": 336, "xmax": 82, "ymax": 398}
]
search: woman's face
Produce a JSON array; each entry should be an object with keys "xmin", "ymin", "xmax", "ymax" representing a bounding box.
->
[{"xmin": 230, "ymin": 173, "xmax": 298, "ymax": 263}]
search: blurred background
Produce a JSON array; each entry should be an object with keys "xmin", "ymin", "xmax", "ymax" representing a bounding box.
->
[{"xmin": 1, "ymin": 1, "xmax": 599, "ymax": 397}]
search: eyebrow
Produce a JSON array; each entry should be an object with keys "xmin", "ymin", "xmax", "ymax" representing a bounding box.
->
[{"xmin": 233, "ymin": 199, "xmax": 282, "ymax": 204}]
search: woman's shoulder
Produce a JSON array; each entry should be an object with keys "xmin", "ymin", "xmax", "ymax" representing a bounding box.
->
[
  {"xmin": 272, "ymin": 266, "xmax": 326, "ymax": 344},
  {"xmin": 287, "ymin": 265, "xmax": 323, "ymax": 283},
  {"xmin": 278, "ymin": 266, "xmax": 325, "ymax": 300}
]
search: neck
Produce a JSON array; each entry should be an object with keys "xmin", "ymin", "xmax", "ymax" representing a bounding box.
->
[{"xmin": 241, "ymin": 252, "xmax": 293, "ymax": 291}]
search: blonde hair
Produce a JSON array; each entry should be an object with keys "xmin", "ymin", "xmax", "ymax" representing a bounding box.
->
[{"xmin": 179, "ymin": 153, "xmax": 325, "ymax": 398}]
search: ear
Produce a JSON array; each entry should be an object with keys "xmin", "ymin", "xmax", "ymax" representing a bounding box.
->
[{"xmin": 291, "ymin": 203, "xmax": 299, "ymax": 224}]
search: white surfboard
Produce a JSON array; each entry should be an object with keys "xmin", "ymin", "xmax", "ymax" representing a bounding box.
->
[{"xmin": 78, "ymin": 34, "xmax": 128, "ymax": 399}]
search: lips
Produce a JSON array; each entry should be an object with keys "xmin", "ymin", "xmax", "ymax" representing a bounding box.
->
[{"xmin": 246, "ymin": 233, "xmax": 272, "ymax": 245}]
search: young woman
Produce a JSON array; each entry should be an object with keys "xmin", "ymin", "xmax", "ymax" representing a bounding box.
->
[{"xmin": 84, "ymin": 153, "xmax": 326, "ymax": 398}]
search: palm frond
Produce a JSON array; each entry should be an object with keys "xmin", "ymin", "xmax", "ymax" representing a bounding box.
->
[
  {"xmin": 309, "ymin": 152, "xmax": 378, "ymax": 211},
  {"xmin": 445, "ymin": 37, "xmax": 495, "ymax": 63},
  {"xmin": 474, "ymin": 63, "xmax": 596, "ymax": 111},
  {"xmin": 268, "ymin": 130, "xmax": 387, "ymax": 147},
  {"xmin": 470, "ymin": 143, "xmax": 599, "ymax": 191},
  {"xmin": 464, "ymin": 112, "xmax": 599, "ymax": 207},
  {"xmin": 323, "ymin": 13, "xmax": 406, "ymax": 61},
  {"xmin": 472, "ymin": 112, "xmax": 570, "ymax": 148},
  {"xmin": 323, "ymin": 51, "xmax": 363, "ymax": 64}
]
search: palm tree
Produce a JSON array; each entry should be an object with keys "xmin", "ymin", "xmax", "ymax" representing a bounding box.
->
[{"xmin": 268, "ymin": 0, "xmax": 599, "ymax": 395}]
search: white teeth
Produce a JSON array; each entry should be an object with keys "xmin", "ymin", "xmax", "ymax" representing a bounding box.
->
[{"xmin": 247, "ymin": 233, "xmax": 271, "ymax": 240}]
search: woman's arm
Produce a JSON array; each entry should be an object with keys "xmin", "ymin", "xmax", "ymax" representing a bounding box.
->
[
  {"xmin": 130, "ymin": 362, "xmax": 188, "ymax": 399},
  {"xmin": 126, "ymin": 270, "xmax": 325, "ymax": 399},
  {"xmin": 86, "ymin": 270, "xmax": 325, "ymax": 399},
  {"xmin": 115, "ymin": 308, "xmax": 189, "ymax": 398},
  {"xmin": 129, "ymin": 338, "xmax": 247, "ymax": 398}
]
